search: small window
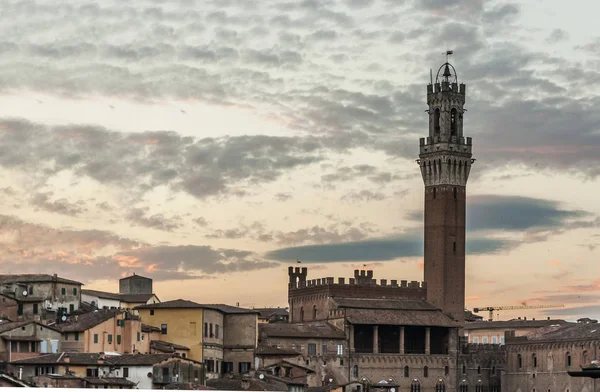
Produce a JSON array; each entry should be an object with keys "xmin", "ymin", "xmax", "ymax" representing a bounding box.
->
[
  {"xmin": 94, "ymin": 334, "xmax": 99, "ymax": 344},
  {"xmin": 533, "ymin": 353, "xmax": 537, "ymax": 368},
  {"xmin": 150, "ymin": 309, "xmax": 154, "ymax": 316},
  {"xmin": 313, "ymin": 305, "xmax": 317, "ymax": 319},
  {"xmin": 108, "ymin": 334, "xmax": 113, "ymax": 344},
  {"xmin": 566, "ymin": 352, "xmax": 571, "ymax": 367},
  {"xmin": 453, "ymin": 241, "xmax": 456, "ymax": 254},
  {"xmin": 337, "ymin": 344, "xmax": 344, "ymax": 355},
  {"xmin": 73, "ymin": 288, "xmax": 77, "ymax": 295},
  {"xmin": 161, "ymin": 324, "xmax": 167, "ymax": 334},
  {"xmin": 137, "ymin": 332, "xmax": 140, "ymax": 342},
  {"xmin": 28, "ymin": 287, "xmax": 33, "ymax": 295},
  {"xmin": 209, "ymin": 323, "xmax": 213, "ymax": 338},
  {"xmin": 61, "ymin": 288, "xmax": 66, "ymax": 296},
  {"xmin": 404, "ymin": 366, "xmax": 409, "ymax": 377},
  {"xmin": 215, "ymin": 324, "xmax": 219, "ymax": 339},
  {"xmin": 473, "ymin": 337, "xmax": 479, "ymax": 344},
  {"xmin": 123, "ymin": 367, "xmax": 129, "ymax": 378},
  {"xmin": 433, "ymin": 187, "xmax": 437, "ymax": 199},
  {"xmin": 453, "ymin": 187, "xmax": 457, "ymax": 199},
  {"xmin": 352, "ymin": 365, "xmax": 359, "ymax": 378},
  {"xmin": 308, "ymin": 343, "xmax": 316, "ymax": 356},
  {"xmin": 477, "ymin": 365, "xmax": 481, "ymax": 374},
  {"xmin": 482, "ymin": 336, "xmax": 488, "ymax": 344},
  {"xmin": 33, "ymin": 303, "xmax": 39, "ymax": 314},
  {"xmin": 300, "ymin": 307, "xmax": 304, "ymax": 322},
  {"xmin": 462, "ymin": 364, "xmax": 466, "ymax": 374},
  {"xmin": 518, "ymin": 354, "xmax": 522, "ymax": 368},
  {"xmin": 424, "ymin": 366, "xmax": 429, "ymax": 377},
  {"xmin": 444, "ymin": 366, "xmax": 449, "ymax": 376},
  {"xmin": 492, "ymin": 336, "xmax": 498, "ymax": 344},
  {"xmin": 322, "ymin": 344, "xmax": 327, "ymax": 355},
  {"xmin": 17, "ymin": 304, "xmax": 23, "ymax": 316},
  {"xmin": 69, "ymin": 304, "xmax": 74, "ymax": 314},
  {"xmin": 500, "ymin": 336, "xmax": 505, "ymax": 345},
  {"xmin": 117, "ymin": 335, "xmax": 121, "ymax": 345},
  {"xmin": 74, "ymin": 332, "xmax": 79, "ymax": 341}
]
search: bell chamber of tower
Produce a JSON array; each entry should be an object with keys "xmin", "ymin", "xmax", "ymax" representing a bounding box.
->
[{"xmin": 418, "ymin": 59, "xmax": 474, "ymax": 325}]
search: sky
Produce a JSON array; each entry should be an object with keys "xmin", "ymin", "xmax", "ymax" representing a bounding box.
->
[{"xmin": 0, "ymin": 0, "xmax": 599, "ymax": 321}]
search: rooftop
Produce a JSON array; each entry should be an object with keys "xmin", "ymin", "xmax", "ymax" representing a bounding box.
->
[
  {"xmin": 0, "ymin": 274, "xmax": 82, "ymax": 286},
  {"xmin": 0, "ymin": 320, "xmax": 60, "ymax": 334},
  {"xmin": 524, "ymin": 322, "xmax": 600, "ymax": 342},
  {"xmin": 120, "ymin": 273, "xmax": 151, "ymax": 281},
  {"xmin": 81, "ymin": 289, "xmax": 156, "ymax": 303},
  {"xmin": 55, "ymin": 309, "xmax": 123, "ymax": 332},
  {"xmin": 254, "ymin": 308, "xmax": 289, "ymax": 319},
  {"xmin": 333, "ymin": 297, "xmax": 437, "ymax": 310},
  {"xmin": 464, "ymin": 318, "xmax": 570, "ymax": 330},
  {"xmin": 11, "ymin": 352, "xmax": 183, "ymax": 366},
  {"xmin": 135, "ymin": 299, "xmax": 258, "ymax": 314},
  {"xmin": 151, "ymin": 340, "xmax": 190, "ymax": 353},
  {"xmin": 259, "ymin": 322, "xmax": 345, "ymax": 339}
]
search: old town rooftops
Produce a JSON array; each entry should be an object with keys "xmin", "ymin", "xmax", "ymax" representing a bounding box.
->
[
  {"xmin": 134, "ymin": 299, "xmax": 259, "ymax": 314},
  {"xmin": 464, "ymin": 318, "xmax": 569, "ymax": 330},
  {"xmin": 0, "ymin": 320, "xmax": 61, "ymax": 334},
  {"xmin": 259, "ymin": 322, "xmax": 345, "ymax": 339},
  {"xmin": 10, "ymin": 352, "xmax": 197, "ymax": 366},
  {"xmin": 0, "ymin": 274, "xmax": 82, "ymax": 285}
]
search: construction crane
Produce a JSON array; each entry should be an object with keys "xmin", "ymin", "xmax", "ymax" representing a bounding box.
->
[{"xmin": 473, "ymin": 304, "xmax": 565, "ymax": 322}]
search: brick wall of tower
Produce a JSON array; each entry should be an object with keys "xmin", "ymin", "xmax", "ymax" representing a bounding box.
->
[{"xmin": 423, "ymin": 185, "xmax": 466, "ymax": 324}]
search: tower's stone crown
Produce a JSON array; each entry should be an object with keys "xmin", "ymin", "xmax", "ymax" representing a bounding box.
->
[{"xmin": 418, "ymin": 62, "xmax": 474, "ymax": 187}]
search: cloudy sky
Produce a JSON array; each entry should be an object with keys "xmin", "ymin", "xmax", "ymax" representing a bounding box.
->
[{"xmin": 0, "ymin": 0, "xmax": 599, "ymax": 321}]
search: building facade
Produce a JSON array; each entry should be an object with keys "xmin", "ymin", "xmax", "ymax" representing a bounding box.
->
[
  {"xmin": 464, "ymin": 318, "xmax": 570, "ymax": 345},
  {"xmin": 135, "ymin": 299, "xmax": 259, "ymax": 380},
  {"xmin": 504, "ymin": 320, "xmax": 600, "ymax": 392},
  {"xmin": 0, "ymin": 274, "xmax": 82, "ymax": 322}
]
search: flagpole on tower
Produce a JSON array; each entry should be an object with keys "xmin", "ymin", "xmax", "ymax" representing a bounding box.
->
[{"xmin": 443, "ymin": 50, "xmax": 454, "ymax": 63}]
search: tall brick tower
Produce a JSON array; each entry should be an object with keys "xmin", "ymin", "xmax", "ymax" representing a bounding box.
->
[{"xmin": 418, "ymin": 56, "xmax": 474, "ymax": 325}]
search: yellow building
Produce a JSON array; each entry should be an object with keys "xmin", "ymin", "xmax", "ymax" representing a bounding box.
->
[{"xmin": 135, "ymin": 299, "xmax": 259, "ymax": 379}]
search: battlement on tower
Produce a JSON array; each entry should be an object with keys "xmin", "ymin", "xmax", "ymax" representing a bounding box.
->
[
  {"xmin": 427, "ymin": 81, "xmax": 466, "ymax": 95},
  {"xmin": 288, "ymin": 267, "xmax": 427, "ymax": 302}
]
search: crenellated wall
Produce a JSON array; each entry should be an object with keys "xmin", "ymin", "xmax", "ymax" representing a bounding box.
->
[{"xmin": 287, "ymin": 268, "xmax": 427, "ymax": 323}]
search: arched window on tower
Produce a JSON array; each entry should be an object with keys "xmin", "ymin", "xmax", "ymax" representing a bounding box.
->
[
  {"xmin": 351, "ymin": 365, "xmax": 358, "ymax": 378},
  {"xmin": 459, "ymin": 381, "xmax": 468, "ymax": 392},
  {"xmin": 312, "ymin": 305, "xmax": 317, "ymax": 320},
  {"xmin": 451, "ymin": 108, "xmax": 457, "ymax": 135},
  {"xmin": 444, "ymin": 366, "xmax": 449, "ymax": 376},
  {"xmin": 300, "ymin": 307, "xmax": 304, "ymax": 322},
  {"xmin": 532, "ymin": 353, "xmax": 537, "ymax": 368},
  {"xmin": 566, "ymin": 352, "xmax": 571, "ymax": 368},
  {"xmin": 517, "ymin": 354, "xmax": 522, "ymax": 369},
  {"xmin": 404, "ymin": 366, "xmax": 410, "ymax": 378},
  {"xmin": 423, "ymin": 366, "xmax": 428, "ymax": 378},
  {"xmin": 434, "ymin": 108, "xmax": 440, "ymax": 135},
  {"xmin": 475, "ymin": 382, "xmax": 483, "ymax": 392}
]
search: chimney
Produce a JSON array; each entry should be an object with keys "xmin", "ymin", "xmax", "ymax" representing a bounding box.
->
[{"xmin": 547, "ymin": 317, "xmax": 550, "ymax": 320}]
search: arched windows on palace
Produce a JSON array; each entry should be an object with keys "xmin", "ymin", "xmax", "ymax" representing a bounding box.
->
[
  {"xmin": 435, "ymin": 380, "xmax": 446, "ymax": 392},
  {"xmin": 410, "ymin": 379, "xmax": 421, "ymax": 392},
  {"xmin": 312, "ymin": 305, "xmax": 317, "ymax": 320}
]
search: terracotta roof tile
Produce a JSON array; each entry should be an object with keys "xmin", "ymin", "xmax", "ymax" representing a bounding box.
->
[
  {"xmin": 55, "ymin": 309, "xmax": 123, "ymax": 332},
  {"xmin": 525, "ymin": 322, "xmax": 600, "ymax": 342},
  {"xmin": 259, "ymin": 322, "xmax": 345, "ymax": 339},
  {"xmin": 151, "ymin": 340, "xmax": 190, "ymax": 353},
  {"xmin": 333, "ymin": 297, "xmax": 437, "ymax": 310},
  {"xmin": 345, "ymin": 308, "xmax": 459, "ymax": 327}
]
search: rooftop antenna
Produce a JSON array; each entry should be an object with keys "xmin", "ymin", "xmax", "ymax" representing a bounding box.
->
[{"xmin": 430, "ymin": 69, "xmax": 433, "ymax": 85}]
